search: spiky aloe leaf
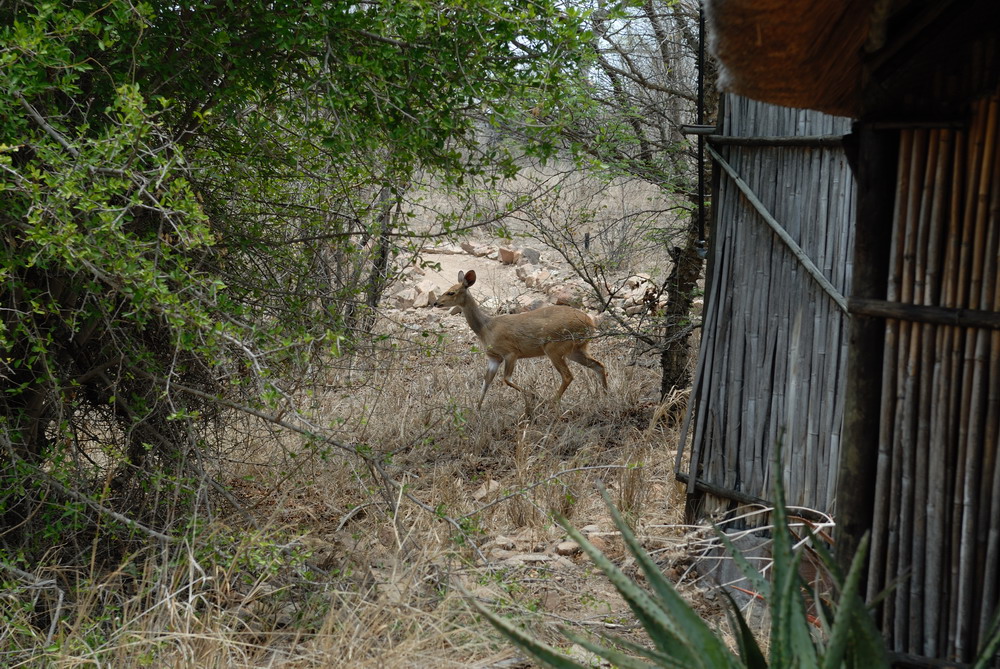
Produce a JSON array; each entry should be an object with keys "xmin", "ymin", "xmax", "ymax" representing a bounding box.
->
[
  {"xmin": 720, "ymin": 588, "xmax": 768, "ymax": 669},
  {"xmin": 821, "ymin": 533, "xmax": 880, "ymax": 669},
  {"xmin": 569, "ymin": 628, "xmax": 693, "ymax": 669},
  {"xmin": 971, "ymin": 606, "xmax": 1000, "ymax": 669},
  {"xmin": 556, "ymin": 515, "xmax": 705, "ymax": 667},
  {"xmin": 714, "ymin": 526, "xmax": 772, "ymax": 600},
  {"xmin": 768, "ymin": 444, "xmax": 820, "ymax": 669},
  {"xmin": 593, "ymin": 487, "xmax": 744, "ymax": 669},
  {"xmin": 559, "ymin": 627, "xmax": 668, "ymax": 669},
  {"xmin": 468, "ymin": 595, "xmax": 592, "ymax": 669},
  {"xmin": 807, "ymin": 532, "xmax": 889, "ymax": 668}
]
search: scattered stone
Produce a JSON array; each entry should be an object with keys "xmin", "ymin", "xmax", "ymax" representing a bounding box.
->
[
  {"xmin": 556, "ymin": 541, "xmax": 581, "ymax": 556},
  {"xmin": 473, "ymin": 479, "xmax": 501, "ymax": 500},
  {"xmin": 520, "ymin": 247, "xmax": 541, "ymax": 264},
  {"xmin": 412, "ymin": 280, "xmax": 439, "ymax": 308},
  {"xmin": 588, "ymin": 536, "xmax": 609, "ymax": 552},
  {"xmin": 625, "ymin": 303, "xmax": 647, "ymax": 316},
  {"xmin": 566, "ymin": 645, "xmax": 605, "ymax": 667},
  {"xmin": 504, "ymin": 553, "xmax": 554, "ymax": 566},
  {"xmin": 498, "ymin": 246, "xmax": 522, "ymax": 264},
  {"xmin": 488, "ymin": 548, "xmax": 517, "ymax": 561},
  {"xmin": 276, "ymin": 602, "xmax": 298, "ymax": 627},
  {"xmin": 394, "ymin": 287, "xmax": 416, "ymax": 309},
  {"xmin": 549, "ymin": 283, "xmax": 583, "ymax": 307},
  {"xmin": 580, "ymin": 524, "xmax": 601, "ymax": 534},
  {"xmin": 480, "ymin": 296, "xmax": 502, "ymax": 312},
  {"xmin": 415, "ymin": 278, "xmax": 437, "ymax": 294},
  {"xmin": 428, "ymin": 244, "xmax": 465, "ymax": 255},
  {"xmin": 492, "ymin": 535, "xmax": 515, "ymax": 550},
  {"xmin": 514, "ymin": 295, "xmax": 546, "ymax": 312},
  {"xmin": 625, "ymin": 273, "xmax": 652, "ymax": 289},
  {"xmin": 413, "ymin": 290, "xmax": 433, "ymax": 308},
  {"xmin": 531, "ymin": 269, "xmax": 551, "ymax": 287}
]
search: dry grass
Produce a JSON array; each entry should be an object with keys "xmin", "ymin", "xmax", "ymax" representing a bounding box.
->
[
  {"xmin": 6, "ymin": 160, "xmax": 719, "ymax": 666},
  {"xmin": 3, "ymin": 308, "xmax": 724, "ymax": 668}
]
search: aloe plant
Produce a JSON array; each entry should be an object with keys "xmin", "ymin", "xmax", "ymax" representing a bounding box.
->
[
  {"xmin": 474, "ymin": 439, "xmax": 1000, "ymax": 669},
  {"xmin": 472, "ymin": 442, "xmax": 889, "ymax": 669}
]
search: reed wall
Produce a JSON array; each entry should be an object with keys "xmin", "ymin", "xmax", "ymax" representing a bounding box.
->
[
  {"xmin": 683, "ymin": 95, "xmax": 854, "ymax": 512},
  {"xmin": 868, "ymin": 92, "xmax": 1000, "ymax": 661}
]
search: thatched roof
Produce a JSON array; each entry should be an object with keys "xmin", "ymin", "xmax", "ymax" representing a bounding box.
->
[
  {"xmin": 706, "ymin": 0, "xmax": 871, "ymax": 117},
  {"xmin": 705, "ymin": 0, "xmax": 1000, "ymax": 119}
]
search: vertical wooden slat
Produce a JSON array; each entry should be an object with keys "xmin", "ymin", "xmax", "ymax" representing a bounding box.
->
[
  {"xmin": 976, "ymin": 108, "xmax": 1000, "ymax": 645},
  {"xmin": 954, "ymin": 95, "xmax": 997, "ymax": 659}
]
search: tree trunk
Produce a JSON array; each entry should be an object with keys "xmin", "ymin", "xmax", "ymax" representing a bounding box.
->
[{"xmin": 659, "ymin": 221, "xmax": 703, "ymax": 396}]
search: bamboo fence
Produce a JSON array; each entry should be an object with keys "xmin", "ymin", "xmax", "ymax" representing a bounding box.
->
[
  {"xmin": 683, "ymin": 91, "xmax": 1000, "ymax": 663},
  {"xmin": 867, "ymin": 92, "xmax": 1000, "ymax": 662},
  {"xmin": 681, "ymin": 96, "xmax": 854, "ymax": 515}
]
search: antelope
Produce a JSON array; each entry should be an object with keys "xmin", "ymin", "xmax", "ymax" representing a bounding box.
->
[{"xmin": 434, "ymin": 270, "xmax": 608, "ymax": 408}]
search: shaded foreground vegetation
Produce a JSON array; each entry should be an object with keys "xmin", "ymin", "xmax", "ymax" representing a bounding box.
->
[
  {"xmin": 3, "ymin": 325, "xmax": 693, "ymax": 666},
  {"xmin": 0, "ymin": 1, "xmax": 721, "ymax": 665}
]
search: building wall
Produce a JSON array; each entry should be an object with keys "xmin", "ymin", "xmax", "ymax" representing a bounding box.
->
[{"xmin": 683, "ymin": 95, "xmax": 854, "ymax": 513}]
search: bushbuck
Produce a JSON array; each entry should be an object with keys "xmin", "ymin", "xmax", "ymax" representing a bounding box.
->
[{"xmin": 434, "ymin": 270, "xmax": 607, "ymax": 408}]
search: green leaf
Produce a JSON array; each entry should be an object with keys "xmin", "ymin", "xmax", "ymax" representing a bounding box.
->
[
  {"xmin": 597, "ymin": 487, "xmax": 742, "ymax": 669},
  {"xmin": 720, "ymin": 588, "xmax": 768, "ymax": 669},
  {"xmin": 768, "ymin": 441, "xmax": 819, "ymax": 669},
  {"xmin": 556, "ymin": 516, "xmax": 704, "ymax": 667},
  {"xmin": 971, "ymin": 605, "xmax": 1000, "ymax": 669},
  {"xmin": 714, "ymin": 527, "xmax": 771, "ymax": 601},
  {"xmin": 821, "ymin": 533, "xmax": 876, "ymax": 669},
  {"xmin": 467, "ymin": 597, "xmax": 590, "ymax": 669},
  {"xmin": 560, "ymin": 627, "xmax": 664, "ymax": 669}
]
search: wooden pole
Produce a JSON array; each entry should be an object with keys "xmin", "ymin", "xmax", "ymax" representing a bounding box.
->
[{"xmin": 837, "ymin": 123, "xmax": 898, "ymax": 574}]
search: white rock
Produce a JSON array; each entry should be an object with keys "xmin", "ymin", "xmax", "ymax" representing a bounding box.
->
[
  {"xmin": 626, "ymin": 273, "xmax": 652, "ymax": 289},
  {"xmin": 473, "ymin": 479, "xmax": 501, "ymax": 500},
  {"xmin": 498, "ymin": 246, "xmax": 522, "ymax": 265},
  {"xmin": 549, "ymin": 284, "xmax": 583, "ymax": 307},
  {"xmin": 492, "ymin": 535, "xmax": 515, "ymax": 550},
  {"xmin": 625, "ymin": 303, "xmax": 647, "ymax": 316},
  {"xmin": 504, "ymin": 553, "xmax": 554, "ymax": 566},
  {"xmin": 555, "ymin": 541, "xmax": 581, "ymax": 556},
  {"xmin": 514, "ymin": 295, "xmax": 546, "ymax": 313},
  {"xmin": 394, "ymin": 287, "xmax": 416, "ymax": 309}
]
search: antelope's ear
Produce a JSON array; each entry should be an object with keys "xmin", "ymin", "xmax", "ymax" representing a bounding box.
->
[
  {"xmin": 464, "ymin": 270, "xmax": 477, "ymax": 286},
  {"xmin": 457, "ymin": 270, "xmax": 465, "ymax": 284}
]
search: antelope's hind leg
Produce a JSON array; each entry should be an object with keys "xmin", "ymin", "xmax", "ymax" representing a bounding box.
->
[
  {"xmin": 478, "ymin": 354, "xmax": 503, "ymax": 409},
  {"xmin": 544, "ymin": 345, "xmax": 575, "ymax": 405},
  {"xmin": 569, "ymin": 347, "xmax": 607, "ymax": 390}
]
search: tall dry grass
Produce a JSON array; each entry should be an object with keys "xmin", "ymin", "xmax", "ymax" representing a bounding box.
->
[{"xmin": 2, "ymin": 311, "xmax": 705, "ymax": 668}]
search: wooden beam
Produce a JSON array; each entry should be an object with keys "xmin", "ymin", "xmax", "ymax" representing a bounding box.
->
[
  {"xmin": 707, "ymin": 134, "xmax": 844, "ymax": 147},
  {"xmin": 674, "ymin": 472, "xmax": 832, "ymax": 525},
  {"xmin": 849, "ymin": 297, "xmax": 1000, "ymax": 330},
  {"xmin": 836, "ymin": 124, "xmax": 898, "ymax": 573},
  {"xmin": 681, "ymin": 124, "xmax": 717, "ymax": 135}
]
